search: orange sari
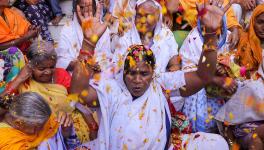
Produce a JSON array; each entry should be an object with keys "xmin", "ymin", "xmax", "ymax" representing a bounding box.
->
[
  {"xmin": 236, "ymin": 4, "xmax": 264, "ymax": 71},
  {"xmin": 0, "ymin": 8, "xmax": 30, "ymax": 43},
  {"xmin": 0, "ymin": 114, "xmax": 59, "ymax": 150}
]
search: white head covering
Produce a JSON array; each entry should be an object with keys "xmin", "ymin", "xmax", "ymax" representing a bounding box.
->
[{"xmin": 111, "ymin": 0, "xmax": 178, "ymax": 74}]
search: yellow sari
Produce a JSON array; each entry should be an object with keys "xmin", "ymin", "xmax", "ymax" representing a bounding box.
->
[
  {"xmin": 0, "ymin": 114, "xmax": 58, "ymax": 150},
  {"xmin": 19, "ymin": 79, "xmax": 91, "ymax": 143},
  {"xmin": 180, "ymin": 0, "xmax": 241, "ymax": 29}
]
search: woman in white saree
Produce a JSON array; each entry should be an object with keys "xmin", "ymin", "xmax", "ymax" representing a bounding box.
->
[
  {"xmin": 73, "ymin": 44, "xmax": 228, "ymax": 150},
  {"xmin": 71, "ymin": 0, "xmax": 232, "ymax": 149}
]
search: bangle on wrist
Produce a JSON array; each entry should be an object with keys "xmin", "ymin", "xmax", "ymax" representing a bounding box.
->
[
  {"xmin": 83, "ymin": 38, "xmax": 96, "ymax": 48},
  {"xmin": 203, "ymin": 44, "xmax": 217, "ymax": 52},
  {"xmin": 80, "ymin": 49, "xmax": 94, "ymax": 58}
]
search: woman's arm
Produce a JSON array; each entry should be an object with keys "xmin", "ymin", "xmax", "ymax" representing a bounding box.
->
[
  {"xmin": 0, "ymin": 64, "xmax": 32, "ymax": 97},
  {"xmin": 180, "ymin": 2, "xmax": 232, "ymax": 97},
  {"xmin": 75, "ymin": 103, "xmax": 98, "ymax": 140},
  {"xmin": 0, "ymin": 26, "xmax": 39, "ymax": 50}
]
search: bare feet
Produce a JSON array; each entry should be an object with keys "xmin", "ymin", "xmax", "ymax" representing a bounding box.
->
[{"xmin": 51, "ymin": 14, "xmax": 65, "ymax": 25}]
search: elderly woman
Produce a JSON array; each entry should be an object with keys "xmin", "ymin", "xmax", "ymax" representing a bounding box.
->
[
  {"xmin": 0, "ymin": 41, "xmax": 98, "ymax": 146},
  {"xmin": 57, "ymin": 0, "xmax": 180, "ymax": 75},
  {"xmin": 0, "ymin": 92, "xmax": 72, "ymax": 150},
  {"xmin": 70, "ymin": 1, "xmax": 231, "ymax": 149},
  {"xmin": 0, "ymin": 0, "xmax": 39, "ymax": 51}
]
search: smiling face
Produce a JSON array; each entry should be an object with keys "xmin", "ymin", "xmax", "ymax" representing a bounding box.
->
[
  {"xmin": 135, "ymin": 1, "xmax": 160, "ymax": 34},
  {"xmin": 32, "ymin": 59, "xmax": 56, "ymax": 83},
  {"xmin": 254, "ymin": 13, "xmax": 264, "ymax": 41},
  {"xmin": 124, "ymin": 61, "xmax": 154, "ymax": 98}
]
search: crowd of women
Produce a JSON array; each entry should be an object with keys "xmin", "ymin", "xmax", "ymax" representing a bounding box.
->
[{"xmin": 0, "ymin": 0, "xmax": 264, "ymax": 149}]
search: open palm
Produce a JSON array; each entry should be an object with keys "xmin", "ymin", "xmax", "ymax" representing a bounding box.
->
[
  {"xmin": 77, "ymin": 0, "xmax": 107, "ymax": 45},
  {"xmin": 197, "ymin": 1, "xmax": 232, "ymax": 31}
]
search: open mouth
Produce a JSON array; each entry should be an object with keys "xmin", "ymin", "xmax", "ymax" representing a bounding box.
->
[{"xmin": 132, "ymin": 87, "xmax": 142, "ymax": 92}]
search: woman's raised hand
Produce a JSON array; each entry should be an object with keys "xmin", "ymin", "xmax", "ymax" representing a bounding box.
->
[
  {"xmin": 77, "ymin": 0, "xmax": 107, "ymax": 45},
  {"xmin": 197, "ymin": 0, "xmax": 232, "ymax": 32}
]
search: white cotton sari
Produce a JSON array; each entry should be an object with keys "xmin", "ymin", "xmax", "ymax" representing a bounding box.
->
[
  {"xmin": 111, "ymin": 0, "xmax": 178, "ymax": 73},
  {"xmin": 79, "ymin": 47, "xmax": 228, "ymax": 150}
]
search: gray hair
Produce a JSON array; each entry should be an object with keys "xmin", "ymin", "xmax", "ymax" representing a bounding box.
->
[
  {"xmin": 9, "ymin": 92, "xmax": 52, "ymax": 124},
  {"xmin": 27, "ymin": 40, "xmax": 57, "ymax": 66}
]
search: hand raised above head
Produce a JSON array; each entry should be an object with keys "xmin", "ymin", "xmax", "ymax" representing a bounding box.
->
[
  {"xmin": 196, "ymin": 0, "xmax": 232, "ymax": 32},
  {"xmin": 77, "ymin": 0, "xmax": 107, "ymax": 45}
]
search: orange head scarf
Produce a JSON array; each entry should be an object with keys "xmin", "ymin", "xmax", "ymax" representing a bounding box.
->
[
  {"xmin": 236, "ymin": 4, "xmax": 264, "ymax": 71},
  {"xmin": 0, "ymin": 114, "xmax": 59, "ymax": 150}
]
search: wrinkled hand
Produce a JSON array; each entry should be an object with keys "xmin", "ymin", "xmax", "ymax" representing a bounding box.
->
[
  {"xmin": 218, "ymin": 55, "xmax": 231, "ymax": 67},
  {"xmin": 77, "ymin": 0, "xmax": 107, "ymax": 45},
  {"xmin": 24, "ymin": 25, "xmax": 40, "ymax": 40},
  {"xmin": 242, "ymin": 0, "xmax": 256, "ymax": 10},
  {"xmin": 197, "ymin": 1, "xmax": 232, "ymax": 32},
  {"xmin": 57, "ymin": 111, "xmax": 73, "ymax": 127},
  {"xmin": 17, "ymin": 64, "xmax": 32, "ymax": 82},
  {"xmin": 163, "ymin": 14, "xmax": 173, "ymax": 29},
  {"xmin": 25, "ymin": 0, "xmax": 39, "ymax": 5},
  {"xmin": 213, "ymin": 76, "xmax": 237, "ymax": 94},
  {"xmin": 228, "ymin": 28, "xmax": 240, "ymax": 49},
  {"xmin": 216, "ymin": 64, "xmax": 228, "ymax": 75}
]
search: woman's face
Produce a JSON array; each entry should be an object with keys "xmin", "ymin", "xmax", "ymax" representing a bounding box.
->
[
  {"xmin": 124, "ymin": 61, "xmax": 154, "ymax": 98},
  {"xmin": 135, "ymin": 1, "xmax": 160, "ymax": 34},
  {"xmin": 32, "ymin": 59, "xmax": 56, "ymax": 83},
  {"xmin": 254, "ymin": 13, "xmax": 264, "ymax": 41}
]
